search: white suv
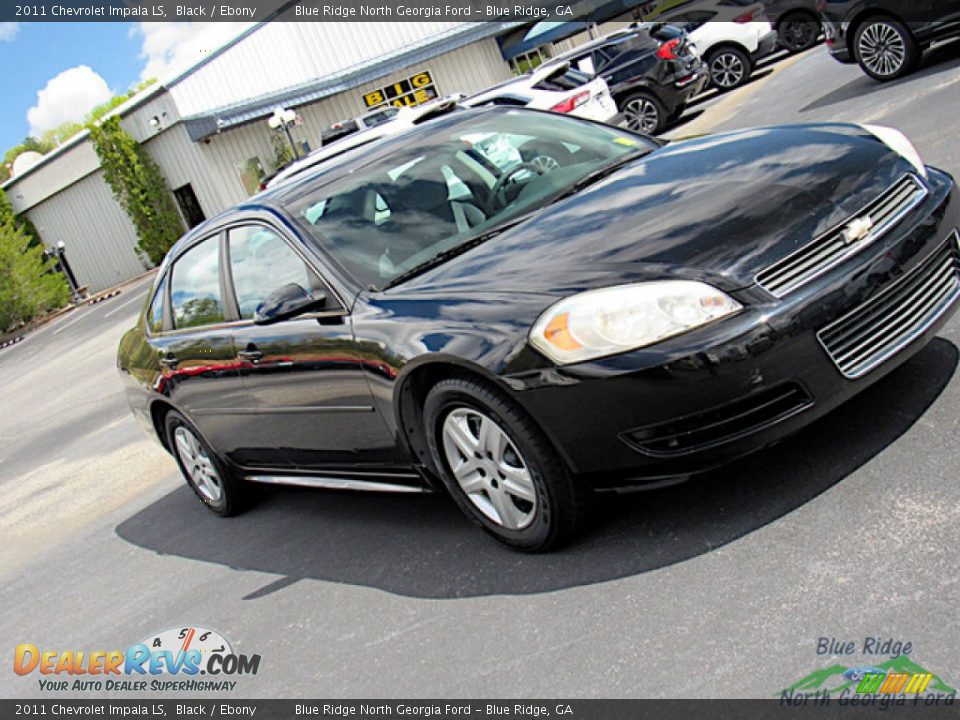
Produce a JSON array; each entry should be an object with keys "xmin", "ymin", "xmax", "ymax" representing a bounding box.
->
[
  {"xmin": 463, "ymin": 62, "xmax": 619, "ymax": 124},
  {"xmin": 646, "ymin": 1, "xmax": 779, "ymax": 90}
]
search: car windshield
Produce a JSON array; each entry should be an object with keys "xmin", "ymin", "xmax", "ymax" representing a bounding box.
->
[{"xmin": 288, "ymin": 110, "xmax": 655, "ymax": 289}]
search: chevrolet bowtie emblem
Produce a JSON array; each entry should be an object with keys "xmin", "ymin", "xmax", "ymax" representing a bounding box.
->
[{"xmin": 842, "ymin": 215, "xmax": 874, "ymax": 246}]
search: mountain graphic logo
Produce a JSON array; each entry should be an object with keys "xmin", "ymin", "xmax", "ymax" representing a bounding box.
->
[{"xmin": 781, "ymin": 656, "xmax": 956, "ymax": 696}]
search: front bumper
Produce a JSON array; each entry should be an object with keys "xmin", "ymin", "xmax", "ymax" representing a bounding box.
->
[{"xmin": 509, "ymin": 168, "xmax": 960, "ymax": 488}]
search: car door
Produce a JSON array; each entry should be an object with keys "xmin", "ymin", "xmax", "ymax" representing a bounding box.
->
[
  {"xmin": 152, "ymin": 232, "xmax": 247, "ymax": 456},
  {"xmin": 224, "ymin": 221, "xmax": 400, "ymax": 473},
  {"xmin": 929, "ymin": 0, "xmax": 960, "ymax": 27}
]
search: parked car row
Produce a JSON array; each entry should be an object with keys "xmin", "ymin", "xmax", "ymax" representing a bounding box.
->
[{"xmin": 285, "ymin": 12, "xmax": 789, "ymax": 166}]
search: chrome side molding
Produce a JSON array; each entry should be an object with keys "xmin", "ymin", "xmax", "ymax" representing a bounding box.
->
[{"xmin": 245, "ymin": 474, "xmax": 427, "ymax": 494}]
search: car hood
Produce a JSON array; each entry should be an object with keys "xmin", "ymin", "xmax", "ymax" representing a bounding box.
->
[{"xmin": 400, "ymin": 124, "xmax": 916, "ymax": 297}]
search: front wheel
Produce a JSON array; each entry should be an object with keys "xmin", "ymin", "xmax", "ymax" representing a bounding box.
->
[
  {"xmin": 620, "ymin": 92, "xmax": 666, "ymax": 135},
  {"xmin": 165, "ymin": 410, "xmax": 248, "ymax": 516},
  {"xmin": 707, "ymin": 46, "xmax": 753, "ymax": 91},
  {"xmin": 424, "ymin": 378, "xmax": 588, "ymax": 551},
  {"xmin": 854, "ymin": 17, "xmax": 920, "ymax": 82}
]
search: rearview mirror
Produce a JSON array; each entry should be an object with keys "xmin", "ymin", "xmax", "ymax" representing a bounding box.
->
[{"xmin": 253, "ymin": 283, "xmax": 327, "ymax": 325}]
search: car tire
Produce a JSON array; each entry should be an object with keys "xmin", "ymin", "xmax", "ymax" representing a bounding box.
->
[
  {"xmin": 165, "ymin": 410, "xmax": 248, "ymax": 516},
  {"xmin": 620, "ymin": 92, "xmax": 666, "ymax": 135},
  {"xmin": 423, "ymin": 377, "xmax": 589, "ymax": 552},
  {"xmin": 707, "ymin": 46, "xmax": 753, "ymax": 91},
  {"xmin": 854, "ymin": 17, "xmax": 920, "ymax": 82},
  {"xmin": 778, "ymin": 12, "xmax": 821, "ymax": 53}
]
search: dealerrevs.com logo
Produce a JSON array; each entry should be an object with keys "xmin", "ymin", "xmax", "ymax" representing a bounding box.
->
[{"xmin": 14, "ymin": 626, "xmax": 261, "ymax": 692}]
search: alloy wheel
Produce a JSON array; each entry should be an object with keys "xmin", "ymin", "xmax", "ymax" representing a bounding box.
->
[
  {"xmin": 623, "ymin": 98, "xmax": 660, "ymax": 135},
  {"xmin": 858, "ymin": 22, "xmax": 907, "ymax": 78},
  {"xmin": 174, "ymin": 426, "xmax": 223, "ymax": 503},
  {"xmin": 441, "ymin": 408, "xmax": 537, "ymax": 530},
  {"xmin": 710, "ymin": 52, "xmax": 746, "ymax": 89},
  {"xmin": 780, "ymin": 19, "xmax": 818, "ymax": 52}
]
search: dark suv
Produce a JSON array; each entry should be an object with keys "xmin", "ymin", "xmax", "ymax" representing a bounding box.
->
[
  {"xmin": 821, "ymin": 0, "xmax": 960, "ymax": 80},
  {"xmin": 549, "ymin": 24, "xmax": 707, "ymax": 134}
]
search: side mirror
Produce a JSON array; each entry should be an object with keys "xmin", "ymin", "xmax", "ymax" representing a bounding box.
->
[{"xmin": 253, "ymin": 283, "xmax": 327, "ymax": 325}]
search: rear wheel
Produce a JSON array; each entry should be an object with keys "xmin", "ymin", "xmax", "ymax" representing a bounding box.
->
[
  {"xmin": 620, "ymin": 92, "xmax": 666, "ymax": 135},
  {"xmin": 707, "ymin": 46, "xmax": 753, "ymax": 91},
  {"xmin": 778, "ymin": 12, "xmax": 821, "ymax": 53},
  {"xmin": 424, "ymin": 378, "xmax": 588, "ymax": 551},
  {"xmin": 165, "ymin": 410, "xmax": 248, "ymax": 516},
  {"xmin": 854, "ymin": 17, "xmax": 920, "ymax": 81}
]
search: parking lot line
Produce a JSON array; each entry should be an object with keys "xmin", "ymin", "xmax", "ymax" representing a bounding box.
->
[{"xmin": 103, "ymin": 292, "xmax": 147, "ymax": 318}]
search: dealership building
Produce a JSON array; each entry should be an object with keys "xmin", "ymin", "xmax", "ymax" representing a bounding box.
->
[{"xmin": 3, "ymin": 10, "xmax": 634, "ymax": 293}]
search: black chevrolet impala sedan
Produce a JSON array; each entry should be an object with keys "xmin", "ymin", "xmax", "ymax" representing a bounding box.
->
[{"xmin": 118, "ymin": 107, "xmax": 960, "ymax": 550}]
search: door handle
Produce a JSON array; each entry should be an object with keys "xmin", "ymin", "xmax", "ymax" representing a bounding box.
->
[
  {"xmin": 238, "ymin": 347, "xmax": 263, "ymax": 365},
  {"xmin": 158, "ymin": 354, "xmax": 179, "ymax": 370}
]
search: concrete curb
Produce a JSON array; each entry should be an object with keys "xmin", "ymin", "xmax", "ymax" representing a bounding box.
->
[{"xmin": 87, "ymin": 289, "xmax": 122, "ymax": 305}]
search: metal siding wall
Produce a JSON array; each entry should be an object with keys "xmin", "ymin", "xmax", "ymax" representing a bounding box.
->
[
  {"xmin": 5, "ymin": 140, "xmax": 101, "ymax": 213},
  {"xmin": 169, "ymin": 21, "xmax": 466, "ymax": 117},
  {"xmin": 142, "ymin": 123, "xmax": 246, "ymax": 219},
  {"xmin": 24, "ymin": 171, "xmax": 147, "ymax": 294}
]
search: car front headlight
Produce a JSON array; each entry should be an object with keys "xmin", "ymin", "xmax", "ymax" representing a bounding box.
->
[
  {"xmin": 861, "ymin": 124, "xmax": 928, "ymax": 179},
  {"xmin": 529, "ymin": 281, "xmax": 743, "ymax": 365}
]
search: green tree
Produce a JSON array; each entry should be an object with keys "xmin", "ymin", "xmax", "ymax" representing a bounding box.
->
[
  {"xmin": 0, "ymin": 215, "xmax": 69, "ymax": 331},
  {"xmin": 270, "ymin": 130, "xmax": 295, "ymax": 169},
  {"xmin": 0, "ymin": 187, "xmax": 43, "ymax": 248},
  {"xmin": 88, "ymin": 116, "xmax": 183, "ymax": 265},
  {"xmin": 39, "ymin": 121, "xmax": 85, "ymax": 150}
]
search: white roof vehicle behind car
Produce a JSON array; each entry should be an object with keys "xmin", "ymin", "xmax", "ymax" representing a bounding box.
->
[{"xmin": 463, "ymin": 62, "xmax": 620, "ymax": 124}]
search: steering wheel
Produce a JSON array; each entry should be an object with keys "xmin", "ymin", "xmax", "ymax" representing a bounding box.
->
[{"xmin": 486, "ymin": 162, "xmax": 544, "ymax": 213}]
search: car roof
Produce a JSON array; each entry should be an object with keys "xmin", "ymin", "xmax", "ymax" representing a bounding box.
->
[{"xmin": 549, "ymin": 26, "xmax": 653, "ymax": 60}]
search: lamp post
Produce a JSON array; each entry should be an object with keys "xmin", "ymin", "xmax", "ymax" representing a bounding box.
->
[
  {"xmin": 267, "ymin": 107, "xmax": 301, "ymax": 160},
  {"xmin": 54, "ymin": 241, "xmax": 81, "ymax": 303}
]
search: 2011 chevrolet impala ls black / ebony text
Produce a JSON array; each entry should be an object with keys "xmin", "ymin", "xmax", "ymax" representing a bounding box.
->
[{"xmin": 118, "ymin": 107, "xmax": 960, "ymax": 551}]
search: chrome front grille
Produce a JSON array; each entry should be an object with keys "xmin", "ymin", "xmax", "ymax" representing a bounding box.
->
[
  {"xmin": 818, "ymin": 232, "xmax": 960, "ymax": 379},
  {"xmin": 757, "ymin": 174, "xmax": 929, "ymax": 298}
]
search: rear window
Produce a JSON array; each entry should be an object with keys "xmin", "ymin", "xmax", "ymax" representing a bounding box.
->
[{"xmin": 534, "ymin": 67, "xmax": 592, "ymax": 91}]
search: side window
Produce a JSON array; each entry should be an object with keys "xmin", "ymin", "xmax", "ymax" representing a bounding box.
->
[
  {"xmin": 146, "ymin": 274, "xmax": 167, "ymax": 334},
  {"xmin": 228, "ymin": 225, "xmax": 317, "ymax": 320},
  {"xmin": 170, "ymin": 236, "xmax": 225, "ymax": 329}
]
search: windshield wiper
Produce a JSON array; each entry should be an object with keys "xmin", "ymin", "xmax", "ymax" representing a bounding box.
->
[
  {"xmin": 552, "ymin": 148, "xmax": 653, "ymax": 203},
  {"xmin": 382, "ymin": 215, "xmax": 533, "ymax": 290}
]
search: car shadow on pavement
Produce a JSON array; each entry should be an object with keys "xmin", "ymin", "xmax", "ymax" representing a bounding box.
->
[
  {"xmin": 800, "ymin": 39, "xmax": 960, "ymax": 115},
  {"xmin": 116, "ymin": 338, "xmax": 957, "ymax": 600}
]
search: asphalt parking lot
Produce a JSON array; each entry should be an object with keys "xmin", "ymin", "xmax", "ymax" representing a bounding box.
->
[{"xmin": 3, "ymin": 41, "xmax": 960, "ymax": 699}]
